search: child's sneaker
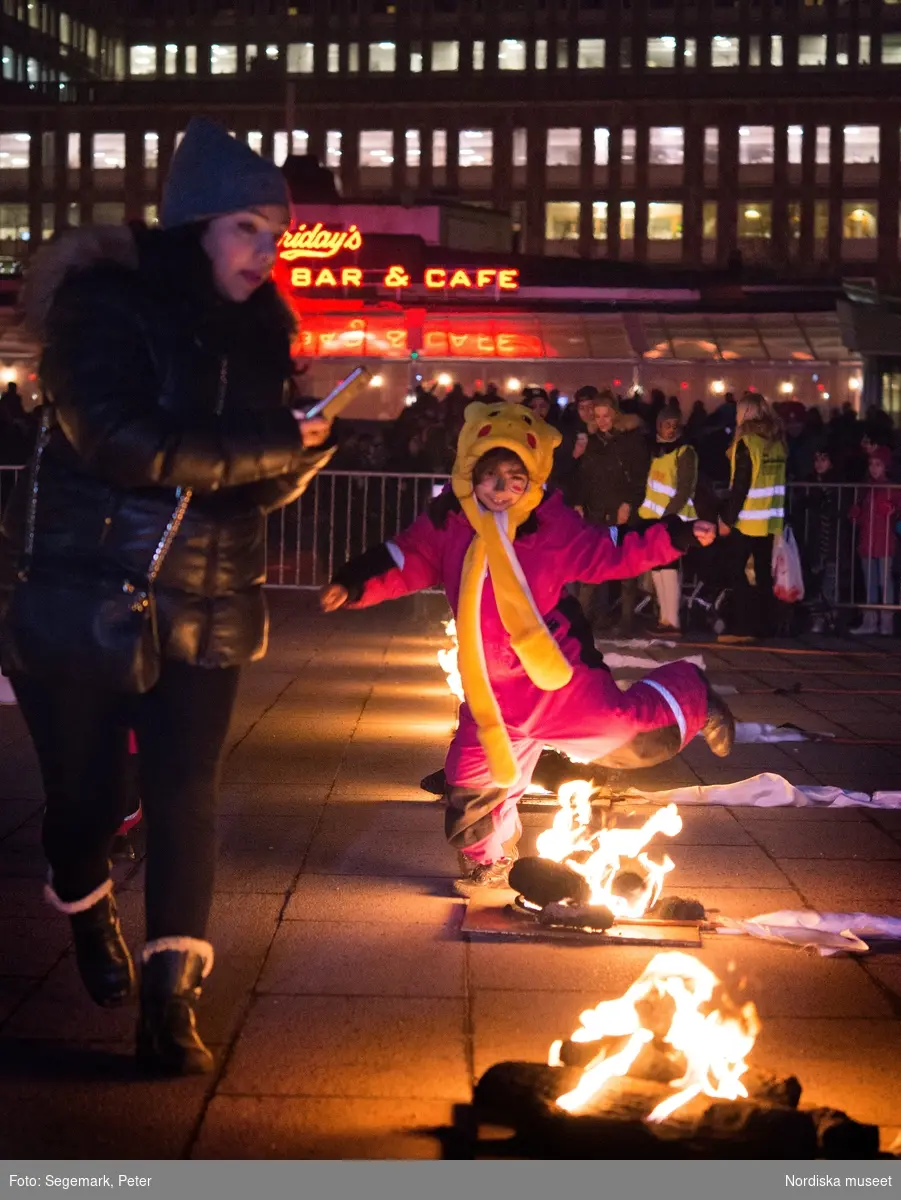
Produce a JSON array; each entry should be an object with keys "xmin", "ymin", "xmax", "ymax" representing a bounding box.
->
[{"xmin": 453, "ymin": 851, "xmax": 518, "ymax": 898}]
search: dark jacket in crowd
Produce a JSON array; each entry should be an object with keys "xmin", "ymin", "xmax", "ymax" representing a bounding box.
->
[
  {"xmin": 0, "ymin": 222, "xmax": 334, "ymax": 670},
  {"xmin": 574, "ymin": 412, "xmax": 650, "ymax": 525}
]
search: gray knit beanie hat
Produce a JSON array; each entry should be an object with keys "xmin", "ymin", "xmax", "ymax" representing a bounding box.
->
[{"xmin": 160, "ymin": 117, "xmax": 291, "ymax": 228}]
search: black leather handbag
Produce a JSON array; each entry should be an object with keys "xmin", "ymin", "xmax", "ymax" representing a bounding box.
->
[{"xmin": 2, "ymin": 407, "xmax": 193, "ymax": 694}]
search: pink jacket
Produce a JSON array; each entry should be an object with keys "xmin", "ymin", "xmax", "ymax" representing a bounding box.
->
[
  {"xmin": 849, "ymin": 486, "xmax": 901, "ymax": 559},
  {"xmin": 346, "ymin": 491, "xmax": 684, "ymax": 680}
]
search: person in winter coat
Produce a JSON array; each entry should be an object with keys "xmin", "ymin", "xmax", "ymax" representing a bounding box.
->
[
  {"xmin": 798, "ymin": 447, "xmax": 845, "ymax": 633},
  {"xmin": 638, "ymin": 401, "xmax": 699, "ymax": 635},
  {"xmin": 574, "ymin": 389, "xmax": 650, "ymax": 635},
  {"xmin": 319, "ymin": 401, "xmax": 734, "ymax": 896},
  {"xmin": 717, "ymin": 392, "xmax": 787, "ymax": 642},
  {"xmin": 0, "ymin": 118, "xmax": 335, "ymax": 1075},
  {"xmin": 849, "ymin": 446, "xmax": 900, "ymax": 636}
]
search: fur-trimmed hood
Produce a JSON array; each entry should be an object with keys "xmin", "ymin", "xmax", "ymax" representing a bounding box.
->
[{"xmin": 19, "ymin": 225, "xmax": 138, "ymax": 341}]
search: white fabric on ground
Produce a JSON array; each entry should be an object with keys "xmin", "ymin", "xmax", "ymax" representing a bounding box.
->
[
  {"xmin": 596, "ymin": 638, "xmax": 678, "ymax": 650},
  {"xmin": 715, "ymin": 910, "xmax": 901, "ymax": 956},
  {"xmin": 603, "ymin": 653, "xmax": 707, "ymax": 671},
  {"xmin": 623, "ymin": 771, "xmax": 901, "ymax": 809},
  {"xmin": 733, "ymin": 722, "xmax": 825, "ymax": 744}
]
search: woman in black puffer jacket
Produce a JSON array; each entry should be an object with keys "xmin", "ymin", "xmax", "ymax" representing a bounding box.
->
[{"xmin": 0, "ymin": 118, "xmax": 334, "ymax": 1075}]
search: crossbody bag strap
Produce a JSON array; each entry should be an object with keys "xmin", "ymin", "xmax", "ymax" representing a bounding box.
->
[{"xmin": 18, "ymin": 404, "xmax": 52, "ymax": 583}]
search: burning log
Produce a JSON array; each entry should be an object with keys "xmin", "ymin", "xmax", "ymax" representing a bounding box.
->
[
  {"xmin": 651, "ymin": 895, "xmax": 707, "ymax": 922},
  {"xmin": 809, "ymin": 1108, "xmax": 881, "ymax": 1158},
  {"xmin": 537, "ymin": 901, "xmax": 615, "ymax": 932},
  {"xmin": 508, "ymin": 856, "xmax": 591, "ymax": 908}
]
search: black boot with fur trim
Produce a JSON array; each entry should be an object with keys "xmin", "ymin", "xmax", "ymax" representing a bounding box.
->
[
  {"xmin": 45, "ymin": 878, "xmax": 135, "ymax": 1008},
  {"xmin": 136, "ymin": 940, "xmax": 215, "ymax": 1076}
]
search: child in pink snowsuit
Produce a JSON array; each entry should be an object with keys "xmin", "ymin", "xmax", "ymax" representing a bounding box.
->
[{"xmin": 321, "ymin": 401, "xmax": 732, "ymax": 894}]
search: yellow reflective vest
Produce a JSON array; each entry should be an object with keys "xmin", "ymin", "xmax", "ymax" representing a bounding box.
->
[
  {"xmin": 639, "ymin": 444, "xmax": 698, "ymax": 521},
  {"xmin": 728, "ymin": 433, "xmax": 787, "ymax": 536}
]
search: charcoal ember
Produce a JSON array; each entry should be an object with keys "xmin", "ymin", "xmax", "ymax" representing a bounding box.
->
[
  {"xmin": 651, "ymin": 895, "xmax": 707, "ymax": 921},
  {"xmin": 531, "ymin": 748, "xmax": 603, "ymax": 794},
  {"xmin": 474, "ymin": 1062, "xmax": 583, "ymax": 1125},
  {"xmin": 509, "ymin": 857, "xmax": 591, "ymax": 907},
  {"xmin": 743, "ymin": 1068, "xmax": 802, "ymax": 1109},
  {"xmin": 558, "ymin": 1034, "xmax": 631, "ymax": 1070},
  {"xmin": 633, "ymin": 988, "xmax": 678, "ymax": 1041},
  {"xmin": 610, "ymin": 856, "xmax": 652, "ymax": 905},
  {"xmin": 695, "ymin": 1100, "xmax": 818, "ymax": 1157},
  {"xmin": 537, "ymin": 901, "xmax": 615, "ymax": 931},
  {"xmin": 809, "ymin": 1107, "xmax": 880, "ymax": 1158},
  {"xmin": 627, "ymin": 1041, "xmax": 686, "ymax": 1084}
]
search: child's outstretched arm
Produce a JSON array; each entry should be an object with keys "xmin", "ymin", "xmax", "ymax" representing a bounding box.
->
[
  {"xmin": 564, "ymin": 509, "xmax": 716, "ymax": 585},
  {"xmin": 319, "ymin": 510, "xmax": 445, "ymax": 613}
]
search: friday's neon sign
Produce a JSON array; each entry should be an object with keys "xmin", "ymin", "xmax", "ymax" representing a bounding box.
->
[
  {"xmin": 279, "ymin": 223, "xmax": 364, "ymax": 260},
  {"xmin": 286, "ymin": 264, "xmax": 520, "ymax": 291}
]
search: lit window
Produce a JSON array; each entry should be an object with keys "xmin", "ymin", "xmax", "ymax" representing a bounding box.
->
[
  {"xmin": 185, "ymin": 46, "xmax": 197, "ymax": 74},
  {"xmin": 649, "ymin": 126, "xmax": 683, "ymax": 165},
  {"xmin": 535, "ymin": 40, "xmax": 547, "ymax": 69},
  {"xmin": 622, "ymin": 128, "xmax": 636, "ymax": 164},
  {"xmin": 369, "ymin": 42, "xmax": 396, "ymax": 71},
  {"xmin": 816, "ymin": 126, "xmax": 830, "ymax": 164},
  {"xmin": 546, "ymin": 127, "xmax": 581, "ymax": 166},
  {"xmin": 556, "ymin": 38, "xmax": 569, "ymax": 69},
  {"xmin": 814, "ymin": 201, "xmax": 829, "ymax": 239},
  {"xmin": 359, "ymin": 129, "xmax": 393, "ymax": 167},
  {"xmin": 328, "ymin": 44, "xmax": 339, "ymax": 73},
  {"xmin": 432, "ymin": 40, "xmax": 459, "ymax": 71},
  {"xmin": 749, "ymin": 35, "xmax": 761, "ymax": 67},
  {"xmin": 499, "ymin": 39, "xmax": 526, "ymax": 70},
  {"xmin": 129, "ymin": 44, "xmax": 156, "ymax": 76},
  {"xmin": 473, "ymin": 40, "xmax": 484, "ymax": 70},
  {"xmin": 245, "ymin": 44, "xmax": 258, "ymax": 70},
  {"xmin": 348, "ymin": 44, "xmax": 359, "ymax": 72},
  {"xmin": 92, "ymin": 132, "xmax": 125, "ymax": 170},
  {"xmin": 787, "ymin": 125, "xmax": 803, "ymax": 165},
  {"xmin": 433, "ymin": 129, "xmax": 447, "ymax": 168},
  {"xmin": 291, "ymin": 129, "xmax": 309, "ymax": 155},
  {"xmin": 247, "ymin": 132, "xmax": 263, "ymax": 154},
  {"xmin": 798, "ymin": 35, "xmax": 826, "ymax": 66},
  {"xmin": 513, "ymin": 128, "xmax": 527, "ymax": 167},
  {"xmin": 881, "ymin": 34, "xmax": 901, "ymax": 64},
  {"xmin": 405, "ymin": 130, "xmax": 420, "ymax": 167},
  {"xmin": 738, "ymin": 201, "xmax": 772, "ymax": 238},
  {"xmin": 594, "ymin": 127, "xmax": 609, "ymax": 165},
  {"xmin": 65, "ymin": 202, "xmax": 80, "ymax": 228},
  {"xmin": 739, "ymin": 125, "xmax": 774, "ymax": 165},
  {"xmin": 648, "ymin": 201, "xmax": 683, "ymax": 240},
  {"xmin": 210, "ymin": 44, "xmax": 237, "ymax": 74},
  {"xmin": 287, "ymin": 43, "xmax": 314, "ymax": 73},
  {"xmin": 326, "ymin": 131, "xmax": 342, "ymax": 168},
  {"xmin": 620, "ymin": 200, "xmax": 635, "ymax": 241},
  {"xmin": 459, "ymin": 129, "xmax": 493, "ymax": 168},
  {"xmin": 859, "ymin": 35, "xmax": 871, "ymax": 65},
  {"xmin": 702, "ymin": 201, "xmax": 717, "ymax": 240},
  {"xmin": 265, "ymin": 45, "xmax": 279, "ymax": 61},
  {"xmin": 684, "ymin": 38, "xmax": 697, "ymax": 66},
  {"xmin": 164, "ymin": 44, "xmax": 177, "ymax": 74},
  {"xmin": 704, "ymin": 127, "xmax": 719, "ymax": 165},
  {"xmin": 788, "ymin": 202, "xmax": 801, "ymax": 240},
  {"xmin": 592, "ymin": 201, "xmax": 607, "ymax": 240},
  {"xmin": 844, "ymin": 125, "xmax": 879, "ymax": 164},
  {"xmin": 410, "ymin": 42, "xmax": 423, "ymax": 72},
  {"xmin": 711, "ymin": 36, "xmax": 739, "ymax": 67},
  {"xmin": 577, "ymin": 38, "xmax": 605, "ymax": 69},
  {"xmin": 143, "ymin": 131, "xmax": 158, "ymax": 168},
  {"xmin": 143, "ymin": 204, "xmax": 158, "ymax": 226},
  {"xmin": 67, "ymin": 132, "xmax": 80, "ymax": 169},
  {"xmin": 836, "ymin": 33, "xmax": 851, "ymax": 67},
  {"xmin": 0, "ymin": 132, "xmax": 30, "ymax": 170},
  {"xmin": 843, "ymin": 202, "xmax": 877, "ymax": 238},
  {"xmin": 274, "ymin": 131, "xmax": 289, "ymax": 164},
  {"xmin": 646, "ymin": 35, "xmax": 676, "ymax": 68},
  {"xmin": 545, "ymin": 201, "xmax": 580, "ymax": 241},
  {"xmin": 771, "ymin": 35, "xmax": 783, "ymax": 66},
  {"xmin": 619, "ymin": 38, "xmax": 631, "ymax": 69},
  {"xmin": 0, "ymin": 203, "xmax": 30, "ymax": 241}
]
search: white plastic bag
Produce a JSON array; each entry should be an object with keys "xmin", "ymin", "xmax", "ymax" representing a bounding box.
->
[{"xmin": 771, "ymin": 525, "xmax": 805, "ymax": 603}]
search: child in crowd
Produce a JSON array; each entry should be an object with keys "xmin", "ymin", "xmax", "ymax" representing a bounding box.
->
[
  {"xmin": 850, "ymin": 446, "xmax": 900, "ymax": 636},
  {"xmin": 320, "ymin": 401, "xmax": 734, "ymax": 895}
]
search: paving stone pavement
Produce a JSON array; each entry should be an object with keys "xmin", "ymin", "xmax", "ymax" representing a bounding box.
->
[{"xmin": 1, "ymin": 591, "xmax": 900, "ymax": 1159}]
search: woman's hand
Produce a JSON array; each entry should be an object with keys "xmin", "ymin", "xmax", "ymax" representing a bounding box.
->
[
  {"xmin": 319, "ymin": 583, "xmax": 349, "ymax": 612},
  {"xmin": 693, "ymin": 520, "xmax": 717, "ymax": 547},
  {"xmin": 717, "ymin": 518, "xmax": 731, "ymax": 538},
  {"xmin": 297, "ymin": 416, "xmax": 332, "ymax": 448}
]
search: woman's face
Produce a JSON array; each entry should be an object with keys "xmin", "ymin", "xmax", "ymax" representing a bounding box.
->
[
  {"xmin": 201, "ymin": 204, "xmax": 289, "ymax": 302},
  {"xmin": 473, "ymin": 460, "xmax": 530, "ymax": 512}
]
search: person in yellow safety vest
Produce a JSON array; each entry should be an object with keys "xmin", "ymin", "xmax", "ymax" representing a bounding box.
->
[
  {"xmin": 717, "ymin": 391, "xmax": 787, "ymax": 643},
  {"xmin": 639, "ymin": 400, "xmax": 699, "ymax": 635}
]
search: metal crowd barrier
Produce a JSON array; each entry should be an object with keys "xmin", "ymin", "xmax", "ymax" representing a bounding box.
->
[{"xmin": 1, "ymin": 465, "xmax": 899, "ymax": 612}]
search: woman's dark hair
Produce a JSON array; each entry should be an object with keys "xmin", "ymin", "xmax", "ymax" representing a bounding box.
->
[{"xmin": 471, "ymin": 447, "xmax": 528, "ymax": 485}]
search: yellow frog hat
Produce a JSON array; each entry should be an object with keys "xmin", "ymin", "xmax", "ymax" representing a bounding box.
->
[{"xmin": 451, "ymin": 401, "xmax": 573, "ymax": 787}]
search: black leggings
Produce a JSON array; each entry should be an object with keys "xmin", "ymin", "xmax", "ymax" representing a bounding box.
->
[
  {"xmin": 11, "ymin": 660, "xmax": 240, "ymax": 941},
  {"xmin": 724, "ymin": 530, "xmax": 777, "ymax": 637}
]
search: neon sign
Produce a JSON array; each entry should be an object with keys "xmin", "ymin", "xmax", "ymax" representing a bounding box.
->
[
  {"xmin": 286, "ymin": 264, "xmax": 520, "ymax": 291},
  {"xmin": 279, "ymin": 223, "xmax": 364, "ymax": 260}
]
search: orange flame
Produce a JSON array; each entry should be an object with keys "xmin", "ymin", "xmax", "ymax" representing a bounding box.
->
[
  {"xmin": 437, "ymin": 619, "xmax": 464, "ymax": 703},
  {"xmin": 537, "ymin": 782, "xmax": 682, "ymax": 918},
  {"xmin": 551, "ymin": 952, "xmax": 760, "ymax": 1121}
]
